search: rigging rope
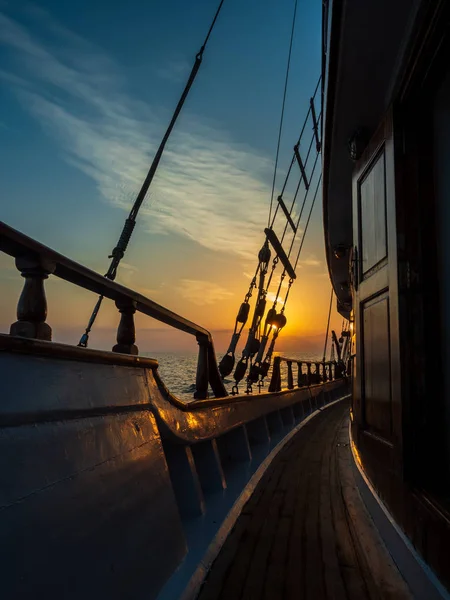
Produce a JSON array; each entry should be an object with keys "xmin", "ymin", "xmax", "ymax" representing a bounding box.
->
[
  {"xmin": 268, "ymin": 87, "xmax": 321, "ymax": 229},
  {"xmin": 227, "ymin": 81, "xmax": 323, "ymax": 392},
  {"xmin": 284, "ymin": 143, "xmax": 321, "ymax": 255},
  {"xmin": 263, "ymin": 126, "xmax": 322, "ymax": 299},
  {"xmin": 242, "ymin": 160, "xmax": 323, "ymax": 389},
  {"xmin": 268, "ymin": 0, "xmax": 299, "ymax": 227},
  {"xmin": 257, "ymin": 172, "xmax": 323, "ymax": 379},
  {"xmin": 293, "ymin": 172, "xmax": 322, "ymax": 270},
  {"xmin": 78, "ymin": 0, "xmax": 226, "ymax": 348},
  {"xmin": 263, "ymin": 144, "xmax": 321, "ymax": 303}
]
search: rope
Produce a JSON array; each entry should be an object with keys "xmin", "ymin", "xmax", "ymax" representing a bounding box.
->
[
  {"xmin": 293, "ymin": 172, "xmax": 322, "ymax": 270},
  {"xmin": 268, "ymin": 0, "xmax": 299, "ymax": 226},
  {"xmin": 271, "ymin": 74, "xmax": 321, "ymax": 221},
  {"xmin": 258, "ymin": 151, "xmax": 322, "ymax": 381},
  {"xmin": 201, "ymin": 0, "xmax": 226, "ymax": 51},
  {"xmin": 264, "ymin": 129, "xmax": 322, "ymax": 301},
  {"xmin": 269, "ymin": 107, "xmax": 321, "ymax": 230},
  {"xmin": 284, "ymin": 139, "xmax": 321, "ymax": 250},
  {"xmin": 269, "ymin": 75, "xmax": 322, "ymax": 225},
  {"xmin": 78, "ymin": 0, "xmax": 226, "ymax": 348},
  {"xmin": 227, "ymin": 72, "xmax": 323, "ymax": 387},
  {"xmin": 322, "ymin": 287, "xmax": 333, "ymax": 362}
]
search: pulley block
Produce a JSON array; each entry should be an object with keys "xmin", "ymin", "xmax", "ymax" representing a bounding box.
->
[
  {"xmin": 234, "ymin": 357, "xmax": 248, "ymax": 383},
  {"xmin": 218, "ymin": 353, "xmax": 235, "ymax": 378},
  {"xmin": 237, "ymin": 302, "xmax": 250, "ymax": 324}
]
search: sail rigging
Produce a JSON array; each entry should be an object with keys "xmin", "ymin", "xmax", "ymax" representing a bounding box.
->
[
  {"xmin": 76, "ymin": 0, "xmax": 325, "ymax": 395},
  {"xmin": 78, "ymin": 0, "xmax": 226, "ymax": 348},
  {"xmin": 220, "ymin": 77, "xmax": 323, "ymax": 394}
]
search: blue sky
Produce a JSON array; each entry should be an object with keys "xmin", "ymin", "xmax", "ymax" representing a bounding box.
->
[{"xmin": 0, "ymin": 0, "xmax": 342, "ymax": 353}]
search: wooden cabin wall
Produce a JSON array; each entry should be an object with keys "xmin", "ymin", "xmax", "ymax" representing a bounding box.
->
[
  {"xmin": 433, "ymin": 68, "xmax": 450, "ymax": 483},
  {"xmin": 351, "ymin": 0, "xmax": 450, "ymax": 589}
]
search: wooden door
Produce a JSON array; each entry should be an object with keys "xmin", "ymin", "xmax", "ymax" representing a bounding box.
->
[{"xmin": 352, "ymin": 111, "xmax": 403, "ymax": 472}]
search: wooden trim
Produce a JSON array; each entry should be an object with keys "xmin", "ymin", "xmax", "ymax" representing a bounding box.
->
[
  {"xmin": 0, "ymin": 334, "xmax": 159, "ymax": 369},
  {"xmin": 351, "ymin": 425, "xmax": 450, "ymax": 600},
  {"xmin": 396, "ymin": 0, "xmax": 450, "ymax": 105},
  {"xmin": 391, "ymin": 1, "xmax": 450, "ymax": 495},
  {"xmin": 0, "ymin": 221, "xmax": 212, "ymax": 341},
  {"xmin": 321, "ymin": 0, "xmax": 348, "ymax": 310}
]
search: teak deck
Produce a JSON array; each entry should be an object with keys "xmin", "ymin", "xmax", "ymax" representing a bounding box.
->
[{"xmin": 197, "ymin": 401, "xmax": 411, "ymax": 599}]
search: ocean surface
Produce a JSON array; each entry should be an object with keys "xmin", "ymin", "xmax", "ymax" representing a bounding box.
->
[{"xmin": 145, "ymin": 351, "xmax": 322, "ymax": 400}]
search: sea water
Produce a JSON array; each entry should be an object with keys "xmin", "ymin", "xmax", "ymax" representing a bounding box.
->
[{"xmin": 145, "ymin": 351, "xmax": 321, "ymax": 400}]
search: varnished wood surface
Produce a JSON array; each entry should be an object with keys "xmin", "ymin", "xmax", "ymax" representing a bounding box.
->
[{"xmin": 197, "ymin": 402, "xmax": 411, "ymax": 600}]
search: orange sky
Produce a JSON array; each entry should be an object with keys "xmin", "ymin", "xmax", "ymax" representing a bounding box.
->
[
  {"xmin": 0, "ymin": 1, "xmax": 344, "ymax": 359},
  {"xmin": 0, "ymin": 198, "xmax": 344, "ymax": 358}
]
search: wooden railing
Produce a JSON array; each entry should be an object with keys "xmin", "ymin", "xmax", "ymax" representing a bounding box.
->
[
  {"xmin": 0, "ymin": 223, "xmax": 353, "ymax": 599},
  {"xmin": 0, "ymin": 221, "xmax": 227, "ymax": 399},
  {"xmin": 268, "ymin": 355, "xmax": 346, "ymax": 392}
]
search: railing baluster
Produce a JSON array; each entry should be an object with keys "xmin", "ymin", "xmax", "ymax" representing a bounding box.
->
[
  {"xmin": 10, "ymin": 256, "xmax": 55, "ymax": 341},
  {"xmin": 195, "ymin": 335, "xmax": 209, "ymax": 399},
  {"xmin": 287, "ymin": 361, "xmax": 294, "ymax": 389},
  {"xmin": 314, "ymin": 362, "xmax": 320, "ymax": 383},
  {"xmin": 207, "ymin": 340, "xmax": 228, "ymax": 398},
  {"xmin": 269, "ymin": 356, "xmax": 281, "ymax": 393},
  {"xmin": 112, "ymin": 298, "xmax": 138, "ymax": 355},
  {"xmin": 3, "ymin": 223, "xmax": 354, "ymax": 400}
]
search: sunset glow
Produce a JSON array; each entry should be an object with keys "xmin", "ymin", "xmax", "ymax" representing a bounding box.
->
[{"xmin": 0, "ymin": 0, "xmax": 343, "ymax": 356}]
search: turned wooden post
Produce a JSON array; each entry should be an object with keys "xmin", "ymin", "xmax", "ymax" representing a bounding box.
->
[
  {"xmin": 112, "ymin": 297, "xmax": 138, "ymax": 355},
  {"xmin": 315, "ymin": 363, "xmax": 322, "ymax": 383},
  {"xmin": 306, "ymin": 362, "xmax": 312, "ymax": 385},
  {"xmin": 195, "ymin": 334, "xmax": 209, "ymax": 400},
  {"xmin": 297, "ymin": 362, "xmax": 302, "ymax": 387},
  {"xmin": 268, "ymin": 356, "xmax": 281, "ymax": 393},
  {"xmin": 287, "ymin": 361, "xmax": 294, "ymax": 389},
  {"xmin": 322, "ymin": 362, "xmax": 328, "ymax": 382},
  {"xmin": 10, "ymin": 256, "xmax": 55, "ymax": 340},
  {"xmin": 206, "ymin": 340, "xmax": 228, "ymax": 398}
]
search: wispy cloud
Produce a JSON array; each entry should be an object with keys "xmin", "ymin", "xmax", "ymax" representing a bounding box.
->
[
  {"xmin": 155, "ymin": 57, "xmax": 191, "ymax": 84},
  {"xmin": 299, "ymin": 254, "xmax": 321, "ymax": 267},
  {"xmin": 176, "ymin": 279, "xmax": 234, "ymax": 306},
  {"xmin": 0, "ymin": 9, "xmax": 272, "ymax": 260},
  {"xmin": 266, "ymin": 291, "xmax": 285, "ymax": 307},
  {"xmin": 115, "ymin": 261, "xmax": 139, "ymax": 286}
]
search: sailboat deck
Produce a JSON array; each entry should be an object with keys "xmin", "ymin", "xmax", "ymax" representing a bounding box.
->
[{"xmin": 197, "ymin": 401, "xmax": 411, "ymax": 600}]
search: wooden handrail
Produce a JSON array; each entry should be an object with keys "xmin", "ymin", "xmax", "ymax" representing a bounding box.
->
[
  {"xmin": 269, "ymin": 356, "xmax": 341, "ymax": 392},
  {"xmin": 0, "ymin": 221, "xmax": 227, "ymax": 398},
  {"xmin": 0, "ymin": 222, "xmax": 211, "ymax": 340}
]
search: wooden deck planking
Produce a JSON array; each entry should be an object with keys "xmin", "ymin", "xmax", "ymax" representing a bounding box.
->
[{"xmin": 197, "ymin": 401, "xmax": 412, "ymax": 600}]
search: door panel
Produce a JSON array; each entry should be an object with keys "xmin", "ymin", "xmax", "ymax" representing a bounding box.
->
[
  {"xmin": 352, "ymin": 112, "xmax": 402, "ymax": 454},
  {"xmin": 362, "ymin": 293, "xmax": 392, "ymax": 437},
  {"xmin": 359, "ymin": 149, "xmax": 388, "ymax": 277}
]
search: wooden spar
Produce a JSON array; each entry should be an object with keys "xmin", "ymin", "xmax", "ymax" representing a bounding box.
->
[
  {"xmin": 264, "ymin": 228, "xmax": 297, "ymax": 280},
  {"xmin": 294, "ymin": 144, "xmax": 310, "ymax": 190},
  {"xmin": 310, "ymin": 98, "xmax": 321, "ymax": 152},
  {"xmin": 277, "ymin": 196, "xmax": 297, "ymax": 233}
]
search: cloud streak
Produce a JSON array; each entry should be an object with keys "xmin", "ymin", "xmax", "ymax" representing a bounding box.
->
[
  {"xmin": 176, "ymin": 279, "xmax": 234, "ymax": 306},
  {"xmin": 0, "ymin": 9, "xmax": 272, "ymax": 260}
]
